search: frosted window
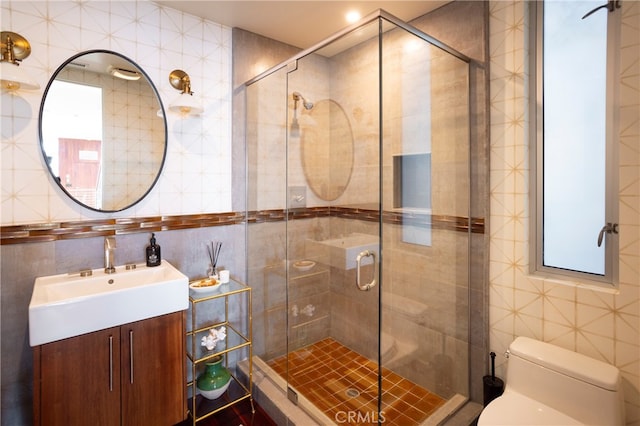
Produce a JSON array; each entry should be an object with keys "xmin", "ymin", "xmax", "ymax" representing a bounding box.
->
[
  {"xmin": 541, "ymin": 0, "xmax": 612, "ymax": 276},
  {"xmin": 543, "ymin": 1, "xmax": 607, "ymax": 275}
]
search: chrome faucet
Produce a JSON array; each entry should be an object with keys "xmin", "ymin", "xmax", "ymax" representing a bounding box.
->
[{"xmin": 104, "ymin": 236, "xmax": 116, "ymax": 274}]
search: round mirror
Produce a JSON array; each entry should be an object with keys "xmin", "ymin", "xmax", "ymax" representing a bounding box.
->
[
  {"xmin": 39, "ymin": 50, "xmax": 167, "ymax": 212},
  {"xmin": 301, "ymin": 99, "xmax": 354, "ymax": 201}
]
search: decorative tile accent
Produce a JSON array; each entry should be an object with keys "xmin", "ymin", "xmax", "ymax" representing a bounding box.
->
[
  {"xmin": 1, "ymin": 207, "xmax": 484, "ymax": 245},
  {"xmin": 489, "ymin": 1, "xmax": 639, "ymax": 421},
  {"xmin": 0, "ymin": 212, "xmax": 244, "ymax": 244},
  {"xmin": 1, "ymin": 0, "xmax": 233, "ymax": 226}
]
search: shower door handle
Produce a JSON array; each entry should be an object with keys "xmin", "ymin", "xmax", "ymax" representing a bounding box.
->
[{"xmin": 356, "ymin": 250, "xmax": 376, "ymax": 291}]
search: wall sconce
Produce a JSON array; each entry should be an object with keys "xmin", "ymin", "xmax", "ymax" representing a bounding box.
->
[
  {"xmin": 0, "ymin": 31, "xmax": 40, "ymax": 91},
  {"xmin": 168, "ymin": 69, "xmax": 203, "ymax": 115}
]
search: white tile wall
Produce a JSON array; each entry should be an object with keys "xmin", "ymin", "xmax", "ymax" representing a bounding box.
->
[
  {"xmin": 489, "ymin": 1, "xmax": 640, "ymax": 423},
  {"xmin": 1, "ymin": 0, "xmax": 233, "ymax": 225}
]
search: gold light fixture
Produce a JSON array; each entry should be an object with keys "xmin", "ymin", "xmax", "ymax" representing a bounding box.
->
[
  {"xmin": 1, "ymin": 31, "xmax": 40, "ymax": 91},
  {"xmin": 168, "ymin": 69, "xmax": 203, "ymax": 115}
]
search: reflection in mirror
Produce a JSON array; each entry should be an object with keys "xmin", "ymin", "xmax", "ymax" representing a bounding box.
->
[
  {"xmin": 300, "ymin": 99, "xmax": 353, "ymax": 201},
  {"xmin": 39, "ymin": 50, "xmax": 166, "ymax": 212}
]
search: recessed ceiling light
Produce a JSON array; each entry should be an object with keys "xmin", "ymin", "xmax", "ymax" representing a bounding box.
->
[{"xmin": 345, "ymin": 10, "xmax": 361, "ymax": 24}]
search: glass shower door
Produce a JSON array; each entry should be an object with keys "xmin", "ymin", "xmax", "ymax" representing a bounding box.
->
[
  {"xmin": 246, "ymin": 11, "xmax": 471, "ymax": 425},
  {"xmin": 281, "ymin": 18, "xmax": 383, "ymax": 424},
  {"xmin": 379, "ymin": 20, "xmax": 471, "ymax": 424}
]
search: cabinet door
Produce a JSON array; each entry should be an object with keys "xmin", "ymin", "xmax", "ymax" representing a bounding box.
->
[
  {"xmin": 121, "ymin": 311, "xmax": 186, "ymax": 425},
  {"xmin": 38, "ymin": 327, "xmax": 121, "ymax": 426}
]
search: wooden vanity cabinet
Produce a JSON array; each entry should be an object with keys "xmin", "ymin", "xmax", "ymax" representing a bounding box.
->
[
  {"xmin": 120, "ymin": 312, "xmax": 186, "ymax": 425},
  {"xmin": 34, "ymin": 326, "xmax": 121, "ymax": 426},
  {"xmin": 33, "ymin": 311, "xmax": 186, "ymax": 426}
]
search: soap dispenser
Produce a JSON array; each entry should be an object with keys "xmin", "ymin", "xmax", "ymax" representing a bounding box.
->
[{"xmin": 146, "ymin": 233, "xmax": 161, "ymax": 267}]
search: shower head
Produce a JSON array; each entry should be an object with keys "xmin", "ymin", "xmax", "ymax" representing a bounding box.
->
[{"xmin": 293, "ymin": 92, "xmax": 313, "ymax": 110}]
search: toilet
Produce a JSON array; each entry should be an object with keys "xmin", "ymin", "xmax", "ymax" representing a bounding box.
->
[{"xmin": 478, "ymin": 337, "xmax": 625, "ymax": 425}]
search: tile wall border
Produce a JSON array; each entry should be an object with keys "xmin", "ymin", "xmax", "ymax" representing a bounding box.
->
[{"xmin": 1, "ymin": 208, "xmax": 484, "ymax": 245}]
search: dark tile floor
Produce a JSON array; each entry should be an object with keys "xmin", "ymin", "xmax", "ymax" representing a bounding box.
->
[{"xmin": 177, "ymin": 397, "xmax": 277, "ymax": 426}]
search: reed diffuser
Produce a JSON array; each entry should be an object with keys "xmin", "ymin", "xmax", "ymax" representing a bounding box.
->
[{"xmin": 207, "ymin": 241, "xmax": 222, "ymax": 278}]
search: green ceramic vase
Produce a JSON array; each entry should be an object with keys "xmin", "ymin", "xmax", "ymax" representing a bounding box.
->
[{"xmin": 196, "ymin": 356, "xmax": 231, "ymax": 400}]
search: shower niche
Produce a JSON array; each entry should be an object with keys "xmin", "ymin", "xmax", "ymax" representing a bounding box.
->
[
  {"xmin": 245, "ymin": 9, "xmax": 473, "ymax": 425},
  {"xmin": 393, "ymin": 153, "xmax": 433, "ymax": 247},
  {"xmin": 393, "ymin": 153, "xmax": 431, "ymax": 211}
]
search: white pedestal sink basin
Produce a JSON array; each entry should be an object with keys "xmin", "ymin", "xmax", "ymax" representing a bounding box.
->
[
  {"xmin": 29, "ymin": 260, "xmax": 188, "ymax": 346},
  {"xmin": 306, "ymin": 233, "xmax": 379, "ymax": 270}
]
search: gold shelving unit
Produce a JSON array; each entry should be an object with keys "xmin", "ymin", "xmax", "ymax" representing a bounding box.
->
[{"xmin": 186, "ymin": 278, "xmax": 253, "ymax": 424}]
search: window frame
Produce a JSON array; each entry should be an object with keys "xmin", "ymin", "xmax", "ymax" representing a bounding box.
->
[{"xmin": 530, "ymin": 0, "xmax": 620, "ymax": 285}]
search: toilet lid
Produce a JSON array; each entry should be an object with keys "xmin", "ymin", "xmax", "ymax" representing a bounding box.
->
[{"xmin": 478, "ymin": 391, "xmax": 582, "ymax": 425}]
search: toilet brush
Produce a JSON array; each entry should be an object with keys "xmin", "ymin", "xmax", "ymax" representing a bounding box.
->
[{"xmin": 483, "ymin": 351, "xmax": 505, "ymax": 406}]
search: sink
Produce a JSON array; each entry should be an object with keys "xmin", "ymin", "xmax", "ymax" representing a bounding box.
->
[
  {"xmin": 29, "ymin": 260, "xmax": 188, "ymax": 346},
  {"xmin": 306, "ymin": 233, "xmax": 379, "ymax": 270}
]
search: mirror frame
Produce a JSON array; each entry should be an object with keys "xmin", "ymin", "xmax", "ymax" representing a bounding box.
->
[{"xmin": 38, "ymin": 49, "xmax": 167, "ymax": 213}]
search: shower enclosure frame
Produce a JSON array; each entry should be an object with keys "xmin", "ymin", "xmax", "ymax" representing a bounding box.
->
[
  {"xmin": 244, "ymin": 10, "xmax": 470, "ymax": 87},
  {"xmin": 244, "ymin": 9, "xmax": 474, "ymax": 425}
]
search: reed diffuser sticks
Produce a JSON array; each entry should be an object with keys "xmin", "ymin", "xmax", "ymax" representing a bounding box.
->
[{"xmin": 207, "ymin": 241, "xmax": 222, "ymax": 275}]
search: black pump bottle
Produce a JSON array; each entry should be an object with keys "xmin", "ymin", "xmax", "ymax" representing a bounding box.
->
[{"xmin": 146, "ymin": 233, "xmax": 161, "ymax": 267}]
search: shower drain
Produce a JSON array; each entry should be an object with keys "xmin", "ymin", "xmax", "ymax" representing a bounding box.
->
[{"xmin": 346, "ymin": 388, "xmax": 360, "ymax": 398}]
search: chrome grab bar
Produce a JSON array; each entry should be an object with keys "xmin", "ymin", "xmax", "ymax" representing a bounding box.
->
[{"xmin": 355, "ymin": 250, "xmax": 376, "ymax": 291}]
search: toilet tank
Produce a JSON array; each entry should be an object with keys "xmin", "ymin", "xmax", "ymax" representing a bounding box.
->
[{"xmin": 506, "ymin": 337, "xmax": 625, "ymax": 425}]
